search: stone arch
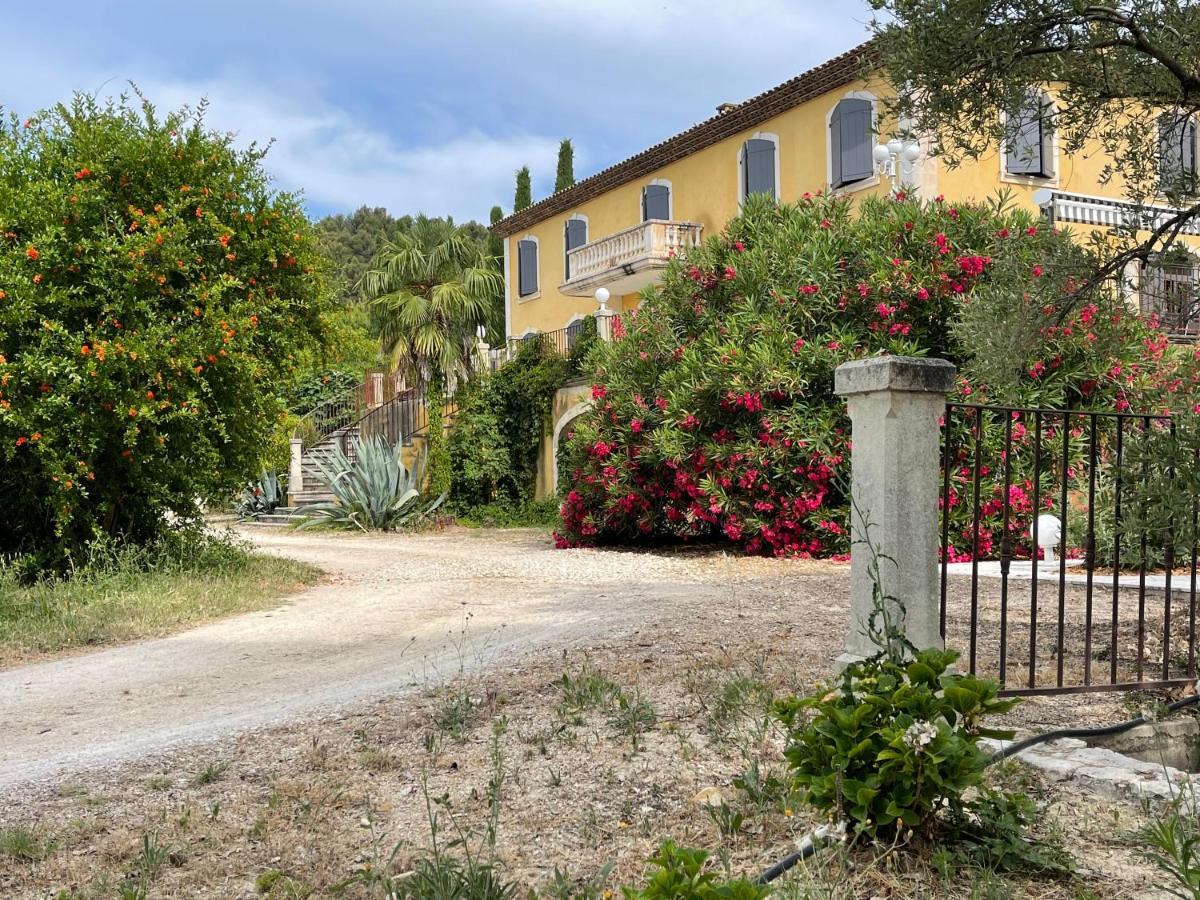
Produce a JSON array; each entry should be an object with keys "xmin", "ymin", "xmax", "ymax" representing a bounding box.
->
[{"xmin": 550, "ymin": 400, "xmax": 592, "ymax": 496}]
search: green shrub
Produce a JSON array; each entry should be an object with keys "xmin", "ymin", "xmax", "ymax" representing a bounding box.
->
[
  {"xmin": 775, "ymin": 646, "xmax": 1017, "ymax": 842},
  {"xmin": 297, "ymin": 436, "xmax": 446, "ymax": 531},
  {"xmin": 619, "ymin": 841, "xmax": 770, "ymax": 900},
  {"xmin": 449, "ymin": 339, "xmax": 573, "ymax": 510},
  {"xmin": 0, "ymin": 93, "xmax": 327, "ymax": 572}
]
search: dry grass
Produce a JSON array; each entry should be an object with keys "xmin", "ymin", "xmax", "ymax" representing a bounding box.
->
[
  {"xmin": 0, "ymin": 534, "xmax": 321, "ymax": 667},
  {"xmin": 0, "ymin": 589, "xmax": 1168, "ymax": 899}
]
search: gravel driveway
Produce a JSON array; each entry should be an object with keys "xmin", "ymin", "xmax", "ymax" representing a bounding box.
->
[{"xmin": 0, "ymin": 527, "xmax": 840, "ymax": 795}]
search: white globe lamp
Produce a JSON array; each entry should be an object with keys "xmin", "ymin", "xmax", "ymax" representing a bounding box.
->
[
  {"xmin": 594, "ymin": 287, "xmax": 611, "ymax": 313},
  {"xmin": 1034, "ymin": 514, "xmax": 1063, "ymax": 565}
]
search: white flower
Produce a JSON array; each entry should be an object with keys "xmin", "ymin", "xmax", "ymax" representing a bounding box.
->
[{"xmin": 903, "ymin": 720, "xmax": 938, "ymax": 752}]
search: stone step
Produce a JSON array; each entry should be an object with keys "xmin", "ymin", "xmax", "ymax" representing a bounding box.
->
[{"xmin": 291, "ymin": 492, "xmax": 335, "ymax": 506}]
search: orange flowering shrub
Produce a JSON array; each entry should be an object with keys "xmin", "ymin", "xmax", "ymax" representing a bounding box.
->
[{"xmin": 0, "ymin": 95, "xmax": 328, "ymax": 572}]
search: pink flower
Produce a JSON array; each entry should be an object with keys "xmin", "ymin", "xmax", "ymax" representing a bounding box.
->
[
  {"xmin": 591, "ymin": 384, "xmax": 608, "ymax": 400},
  {"xmin": 723, "ymin": 266, "xmax": 736, "ymax": 280},
  {"xmin": 630, "ymin": 418, "xmax": 643, "ymax": 433},
  {"xmin": 732, "ymin": 241, "xmax": 745, "ymax": 253}
]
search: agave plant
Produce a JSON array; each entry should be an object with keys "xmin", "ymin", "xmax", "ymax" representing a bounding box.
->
[
  {"xmin": 297, "ymin": 435, "xmax": 447, "ymax": 532},
  {"xmin": 237, "ymin": 470, "xmax": 285, "ymax": 518}
]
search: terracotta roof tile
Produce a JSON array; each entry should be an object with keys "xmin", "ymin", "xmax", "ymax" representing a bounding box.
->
[{"xmin": 492, "ymin": 41, "xmax": 879, "ymax": 237}]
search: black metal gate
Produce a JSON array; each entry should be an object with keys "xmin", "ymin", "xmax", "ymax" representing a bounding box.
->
[{"xmin": 939, "ymin": 403, "xmax": 1199, "ymax": 695}]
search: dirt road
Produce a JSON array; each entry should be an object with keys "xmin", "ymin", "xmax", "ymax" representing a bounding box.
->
[{"xmin": 0, "ymin": 528, "xmax": 827, "ymax": 794}]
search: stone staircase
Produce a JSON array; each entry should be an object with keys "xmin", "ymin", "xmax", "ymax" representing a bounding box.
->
[{"xmin": 244, "ymin": 398, "xmax": 432, "ymax": 526}]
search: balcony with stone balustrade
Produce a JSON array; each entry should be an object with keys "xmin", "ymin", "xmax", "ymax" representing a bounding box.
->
[{"xmin": 559, "ymin": 220, "xmax": 703, "ymax": 297}]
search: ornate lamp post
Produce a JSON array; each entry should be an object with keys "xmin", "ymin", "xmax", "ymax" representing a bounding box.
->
[{"xmin": 872, "ymin": 138, "xmax": 922, "ymax": 195}]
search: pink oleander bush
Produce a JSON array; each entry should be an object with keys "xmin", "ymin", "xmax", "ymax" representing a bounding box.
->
[{"xmin": 555, "ymin": 192, "xmax": 1200, "ymax": 558}]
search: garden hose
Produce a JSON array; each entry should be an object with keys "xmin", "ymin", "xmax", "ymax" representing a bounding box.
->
[
  {"xmin": 754, "ymin": 687, "xmax": 1200, "ymax": 884},
  {"xmin": 985, "ymin": 688, "xmax": 1200, "ymax": 764}
]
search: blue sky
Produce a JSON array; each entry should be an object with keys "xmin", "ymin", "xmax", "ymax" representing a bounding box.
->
[{"xmin": 3, "ymin": 1, "xmax": 875, "ymax": 223}]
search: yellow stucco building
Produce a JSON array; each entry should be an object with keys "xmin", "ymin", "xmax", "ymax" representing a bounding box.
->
[{"xmin": 492, "ymin": 42, "xmax": 1200, "ymax": 344}]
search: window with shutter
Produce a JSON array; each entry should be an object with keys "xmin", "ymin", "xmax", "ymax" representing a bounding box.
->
[
  {"xmin": 829, "ymin": 98, "xmax": 874, "ymax": 188},
  {"xmin": 642, "ymin": 184, "xmax": 671, "ymax": 221},
  {"xmin": 518, "ymin": 238, "xmax": 538, "ymax": 297},
  {"xmin": 1160, "ymin": 114, "xmax": 1198, "ymax": 194},
  {"xmin": 742, "ymin": 138, "xmax": 776, "ymax": 200},
  {"xmin": 566, "ymin": 318, "xmax": 583, "ymax": 348},
  {"xmin": 1005, "ymin": 92, "xmax": 1051, "ymax": 177},
  {"xmin": 564, "ymin": 219, "xmax": 587, "ymax": 280}
]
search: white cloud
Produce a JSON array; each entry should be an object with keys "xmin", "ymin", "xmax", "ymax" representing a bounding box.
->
[{"xmin": 132, "ymin": 77, "xmax": 560, "ymax": 222}]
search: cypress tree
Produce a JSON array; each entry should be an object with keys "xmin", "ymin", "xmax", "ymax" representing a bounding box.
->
[
  {"xmin": 554, "ymin": 139, "xmax": 575, "ymax": 192},
  {"xmin": 487, "ymin": 205, "xmax": 504, "ymax": 260},
  {"xmin": 514, "ymin": 167, "xmax": 532, "ymax": 212}
]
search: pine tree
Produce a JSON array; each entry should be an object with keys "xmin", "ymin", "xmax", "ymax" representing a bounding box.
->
[
  {"xmin": 554, "ymin": 139, "xmax": 575, "ymax": 192},
  {"xmin": 514, "ymin": 167, "xmax": 532, "ymax": 212}
]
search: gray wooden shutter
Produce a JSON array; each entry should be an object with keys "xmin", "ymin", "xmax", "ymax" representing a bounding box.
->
[
  {"xmin": 1185, "ymin": 118, "xmax": 1198, "ymax": 184},
  {"xmin": 518, "ymin": 239, "xmax": 538, "ymax": 296},
  {"xmin": 743, "ymin": 139, "xmax": 775, "ymax": 199},
  {"xmin": 1006, "ymin": 93, "xmax": 1045, "ymax": 176},
  {"xmin": 642, "ymin": 184, "xmax": 670, "ymax": 220},
  {"xmin": 564, "ymin": 219, "xmax": 586, "ymax": 279},
  {"xmin": 830, "ymin": 104, "xmax": 842, "ymax": 187},
  {"xmin": 835, "ymin": 98, "xmax": 873, "ymax": 186}
]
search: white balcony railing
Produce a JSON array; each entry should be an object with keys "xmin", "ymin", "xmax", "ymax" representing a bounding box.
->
[{"xmin": 560, "ymin": 220, "xmax": 703, "ymax": 296}]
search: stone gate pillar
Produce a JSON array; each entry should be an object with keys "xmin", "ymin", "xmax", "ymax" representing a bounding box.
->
[{"xmin": 833, "ymin": 356, "xmax": 956, "ymax": 665}]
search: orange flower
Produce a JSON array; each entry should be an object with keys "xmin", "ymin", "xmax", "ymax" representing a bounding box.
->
[
  {"xmin": 15, "ymin": 436, "xmax": 27, "ymax": 447},
  {"xmin": 32, "ymin": 274, "xmax": 42, "ymax": 284},
  {"xmin": 128, "ymin": 408, "xmax": 138, "ymax": 418},
  {"xmin": 194, "ymin": 365, "xmax": 204, "ymax": 374},
  {"xmin": 25, "ymin": 246, "xmax": 38, "ymax": 260},
  {"xmin": 249, "ymin": 315, "xmax": 259, "ymax": 326},
  {"xmin": 129, "ymin": 351, "xmax": 138, "ymax": 361},
  {"xmin": 31, "ymin": 432, "xmax": 41, "ymax": 441},
  {"xmin": 193, "ymin": 307, "xmax": 201, "ymax": 317},
  {"xmin": 0, "ymin": 291, "xmax": 6, "ymax": 300},
  {"xmin": 218, "ymin": 234, "xmax": 231, "ymax": 247},
  {"xmin": 74, "ymin": 167, "xmax": 91, "ymax": 180},
  {"xmin": 146, "ymin": 390, "xmax": 155, "ymax": 400},
  {"xmin": 80, "ymin": 344, "xmax": 90, "ymax": 355},
  {"xmin": 206, "ymin": 354, "xmax": 216, "ymax": 364}
]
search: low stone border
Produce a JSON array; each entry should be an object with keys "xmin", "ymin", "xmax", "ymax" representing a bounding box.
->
[{"xmin": 984, "ymin": 736, "xmax": 1196, "ymax": 808}]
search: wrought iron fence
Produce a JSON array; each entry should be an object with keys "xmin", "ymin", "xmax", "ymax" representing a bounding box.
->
[
  {"xmin": 939, "ymin": 402, "xmax": 1199, "ymax": 695},
  {"xmin": 486, "ymin": 315, "xmax": 611, "ymax": 373}
]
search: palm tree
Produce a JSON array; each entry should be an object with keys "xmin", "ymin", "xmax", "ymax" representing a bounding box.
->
[{"xmin": 360, "ymin": 216, "xmax": 503, "ymax": 388}]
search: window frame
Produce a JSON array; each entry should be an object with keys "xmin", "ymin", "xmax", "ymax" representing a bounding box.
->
[
  {"xmin": 737, "ymin": 132, "xmax": 780, "ymax": 205},
  {"xmin": 563, "ymin": 215, "xmax": 588, "ymax": 281},
  {"xmin": 825, "ymin": 91, "xmax": 880, "ymax": 195},
  {"xmin": 1000, "ymin": 89, "xmax": 1058, "ymax": 185},
  {"xmin": 1158, "ymin": 111, "xmax": 1198, "ymax": 197},
  {"xmin": 516, "ymin": 235, "xmax": 540, "ymax": 300},
  {"xmin": 640, "ymin": 179, "xmax": 673, "ymax": 222}
]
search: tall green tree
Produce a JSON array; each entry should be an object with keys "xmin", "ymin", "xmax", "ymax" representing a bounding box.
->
[
  {"xmin": 554, "ymin": 139, "xmax": 575, "ymax": 192},
  {"xmin": 487, "ymin": 204, "xmax": 504, "ymax": 260},
  {"xmin": 514, "ymin": 166, "xmax": 532, "ymax": 212},
  {"xmin": 360, "ymin": 216, "xmax": 503, "ymax": 387},
  {"xmin": 871, "ymin": 0, "xmax": 1200, "ymax": 292}
]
